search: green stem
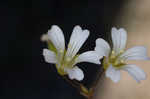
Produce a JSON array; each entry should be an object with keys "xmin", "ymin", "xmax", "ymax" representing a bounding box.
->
[
  {"xmin": 62, "ymin": 66, "xmax": 105, "ymax": 99},
  {"xmin": 62, "ymin": 76, "xmax": 89, "ymax": 98}
]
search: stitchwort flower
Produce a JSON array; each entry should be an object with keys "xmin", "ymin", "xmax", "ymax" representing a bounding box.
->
[
  {"xmin": 42, "ymin": 25, "xmax": 102, "ymax": 81},
  {"xmin": 95, "ymin": 27, "xmax": 149, "ymax": 83}
]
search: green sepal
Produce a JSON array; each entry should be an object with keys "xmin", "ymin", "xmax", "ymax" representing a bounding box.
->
[{"xmin": 48, "ymin": 41, "xmax": 57, "ymax": 53}]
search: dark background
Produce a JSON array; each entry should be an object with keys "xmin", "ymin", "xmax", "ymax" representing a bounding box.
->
[{"xmin": 0, "ymin": 0, "xmax": 124, "ymax": 99}]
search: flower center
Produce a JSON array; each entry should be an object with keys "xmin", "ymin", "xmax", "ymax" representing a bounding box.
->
[
  {"xmin": 56, "ymin": 50, "xmax": 79, "ymax": 75},
  {"xmin": 103, "ymin": 50, "xmax": 126, "ymax": 70}
]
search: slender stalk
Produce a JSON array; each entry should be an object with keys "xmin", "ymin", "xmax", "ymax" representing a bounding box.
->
[
  {"xmin": 62, "ymin": 66, "xmax": 105, "ymax": 99},
  {"xmin": 62, "ymin": 76, "xmax": 80, "ymax": 90},
  {"xmin": 88, "ymin": 67, "xmax": 105, "ymax": 99},
  {"xmin": 62, "ymin": 76, "xmax": 91, "ymax": 98}
]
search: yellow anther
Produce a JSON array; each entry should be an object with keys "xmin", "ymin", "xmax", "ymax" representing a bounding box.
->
[
  {"xmin": 112, "ymin": 50, "xmax": 115, "ymax": 55},
  {"xmin": 120, "ymin": 60, "xmax": 125, "ymax": 64},
  {"xmin": 120, "ymin": 50, "xmax": 124, "ymax": 54},
  {"xmin": 111, "ymin": 55, "xmax": 115, "ymax": 59},
  {"xmin": 110, "ymin": 51, "xmax": 116, "ymax": 59},
  {"xmin": 66, "ymin": 57, "xmax": 71, "ymax": 62},
  {"xmin": 114, "ymin": 60, "xmax": 119, "ymax": 66},
  {"xmin": 59, "ymin": 49, "xmax": 64, "ymax": 53}
]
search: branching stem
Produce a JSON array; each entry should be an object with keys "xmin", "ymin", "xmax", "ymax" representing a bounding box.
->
[{"xmin": 62, "ymin": 67, "xmax": 105, "ymax": 99}]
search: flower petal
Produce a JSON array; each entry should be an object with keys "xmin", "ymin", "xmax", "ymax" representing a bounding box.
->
[
  {"xmin": 66, "ymin": 25, "xmax": 89, "ymax": 59},
  {"xmin": 106, "ymin": 65, "xmax": 121, "ymax": 83},
  {"xmin": 111, "ymin": 27, "xmax": 127, "ymax": 54},
  {"xmin": 48, "ymin": 25, "xmax": 65, "ymax": 51},
  {"xmin": 120, "ymin": 46, "xmax": 149, "ymax": 61},
  {"xmin": 66, "ymin": 66, "xmax": 84, "ymax": 81},
  {"xmin": 122, "ymin": 64, "xmax": 146, "ymax": 83},
  {"xmin": 75, "ymin": 51, "xmax": 101, "ymax": 65},
  {"xmin": 95, "ymin": 38, "xmax": 110, "ymax": 57},
  {"xmin": 43, "ymin": 49, "xmax": 57, "ymax": 64}
]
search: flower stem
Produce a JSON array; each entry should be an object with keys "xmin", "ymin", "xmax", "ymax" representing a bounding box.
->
[
  {"xmin": 62, "ymin": 76, "xmax": 80, "ymax": 89},
  {"xmin": 87, "ymin": 68, "xmax": 105, "ymax": 99},
  {"xmin": 62, "ymin": 76, "xmax": 91, "ymax": 98},
  {"xmin": 92, "ymin": 68, "xmax": 104, "ymax": 90},
  {"xmin": 62, "ymin": 67, "xmax": 105, "ymax": 99}
]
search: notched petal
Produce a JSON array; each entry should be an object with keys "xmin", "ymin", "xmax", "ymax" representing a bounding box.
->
[
  {"xmin": 111, "ymin": 27, "xmax": 127, "ymax": 54},
  {"xmin": 66, "ymin": 25, "xmax": 90, "ymax": 59},
  {"xmin": 106, "ymin": 65, "xmax": 121, "ymax": 83},
  {"xmin": 95, "ymin": 38, "xmax": 110, "ymax": 57}
]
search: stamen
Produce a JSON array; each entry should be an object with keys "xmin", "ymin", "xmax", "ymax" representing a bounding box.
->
[
  {"xmin": 112, "ymin": 51, "xmax": 115, "ymax": 55},
  {"xmin": 68, "ymin": 44, "xmax": 72, "ymax": 48},
  {"xmin": 114, "ymin": 60, "xmax": 119, "ymax": 66},
  {"xmin": 66, "ymin": 57, "xmax": 71, "ymax": 62},
  {"xmin": 110, "ymin": 51, "xmax": 116, "ymax": 59},
  {"xmin": 120, "ymin": 50, "xmax": 124, "ymax": 54},
  {"xmin": 120, "ymin": 60, "xmax": 125, "ymax": 64},
  {"xmin": 59, "ymin": 49, "xmax": 64, "ymax": 53},
  {"xmin": 105, "ymin": 50, "xmax": 126, "ymax": 69}
]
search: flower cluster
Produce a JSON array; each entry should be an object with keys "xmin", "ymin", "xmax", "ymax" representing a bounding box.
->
[
  {"xmin": 42, "ymin": 25, "xmax": 101, "ymax": 81},
  {"xmin": 42, "ymin": 25, "xmax": 149, "ymax": 83},
  {"xmin": 95, "ymin": 27, "xmax": 149, "ymax": 83}
]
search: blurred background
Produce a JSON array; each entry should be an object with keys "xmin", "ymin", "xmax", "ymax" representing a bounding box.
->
[
  {"xmin": 95, "ymin": 0, "xmax": 150, "ymax": 99},
  {"xmin": 1, "ymin": 0, "xmax": 150, "ymax": 99}
]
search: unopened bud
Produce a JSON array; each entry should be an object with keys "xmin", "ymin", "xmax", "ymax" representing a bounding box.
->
[{"xmin": 41, "ymin": 34, "xmax": 49, "ymax": 42}]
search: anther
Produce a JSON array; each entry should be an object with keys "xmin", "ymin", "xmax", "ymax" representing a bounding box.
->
[
  {"xmin": 110, "ymin": 51, "xmax": 116, "ymax": 59},
  {"xmin": 114, "ymin": 60, "xmax": 119, "ymax": 66},
  {"xmin": 59, "ymin": 49, "xmax": 64, "ymax": 53},
  {"xmin": 66, "ymin": 57, "xmax": 71, "ymax": 62},
  {"xmin": 120, "ymin": 50, "xmax": 124, "ymax": 54},
  {"xmin": 68, "ymin": 44, "xmax": 72, "ymax": 48},
  {"xmin": 112, "ymin": 50, "xmax": 115, "ymax": 55},
  {"xmin": 120, "ymin": 60, "xmax": 125, "ymax": 64}
]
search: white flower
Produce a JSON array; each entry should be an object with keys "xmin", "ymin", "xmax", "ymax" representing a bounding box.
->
[
  {"xmin": 43, "ymin": 25, "xmax": 102, "ymax": 81},
  {"xmin": 95, "ymin": 27, "xmax": 149, "ymax": 83}
]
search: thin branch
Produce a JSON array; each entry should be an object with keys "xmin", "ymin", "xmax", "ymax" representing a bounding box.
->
[
  {"xmin": 62, "ymin": 76, "xmax": 91, "ymax": 99},
  {"xmin": 62, "ymin": 76, "xmax": 80, "ymax": 90},
  {"xmin": 88, "ymin": 67, "xmax": 105, "ymax": 99}
]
